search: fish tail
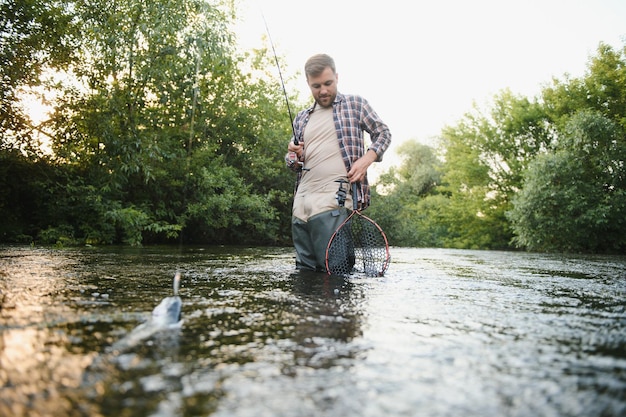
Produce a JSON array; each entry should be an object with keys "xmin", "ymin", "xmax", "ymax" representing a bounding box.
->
[{"xmin": 173, "ymin": 271, "xmax": 181, "ymax": 296}]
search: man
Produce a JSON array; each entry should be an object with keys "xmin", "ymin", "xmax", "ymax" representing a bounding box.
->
[{"xmin": 286, "ymin": 53, "xmax": 391, "ymax": 272}]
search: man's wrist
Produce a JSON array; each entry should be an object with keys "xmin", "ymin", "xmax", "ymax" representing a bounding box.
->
[{"xmin": 366, "ymin": 149, "xmax": 378, "ymax": 164}]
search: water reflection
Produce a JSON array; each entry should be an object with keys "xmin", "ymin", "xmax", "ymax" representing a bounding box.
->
[
  {"xmin": 287, "ymin": 272, "xmax": 363, "ymax": 370},
  {"xmin": 0, "ymin": 248, "xmax": 97, "ymax": 416},
  {"xmin": 0, "ymin": 246, "xmax": 625, "ymax": 417}
]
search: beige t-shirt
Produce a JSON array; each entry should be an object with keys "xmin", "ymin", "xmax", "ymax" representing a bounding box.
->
[{"xmin": 293, "ymin": 105, "xmax": 352, "ymax": 222}]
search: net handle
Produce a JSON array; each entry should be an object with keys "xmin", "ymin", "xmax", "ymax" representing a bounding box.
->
[{"xmin": 352, "ymin": 182, "xmax": 358, "ymax": 211}]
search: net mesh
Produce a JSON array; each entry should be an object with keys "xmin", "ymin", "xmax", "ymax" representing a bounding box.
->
[{"xmin": 326, "ymin": 213, "xmax": 390, "ymax": 277}]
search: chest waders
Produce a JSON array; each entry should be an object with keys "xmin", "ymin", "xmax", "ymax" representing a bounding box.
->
[{"xmin": 292, "ymin": 206, "xmax": 351, "ymax": 272}]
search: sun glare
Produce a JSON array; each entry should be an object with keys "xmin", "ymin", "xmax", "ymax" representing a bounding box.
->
[{"xmin": 20, "ymin": 90, "xmax": 54, "ymax": 155}]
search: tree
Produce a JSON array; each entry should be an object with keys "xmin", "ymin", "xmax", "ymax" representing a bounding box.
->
[
  {"xmin": 369, "ymin": 141, "xmax": 444, "ymax": 247},
  {"xmin": 542, "ymin": 42, "xmax": 626, "ymax": 131},
  {"xmin": 506, "ymin": 42, "xmax": 626, "ymax": 252},
  {"xmin": 369, "ymin": 42, "xmax": 626, "ymax": 251},
  {"xmin": 430, "ymin": 94, "xmax": 548, "ymax": 250},
  {"xmin": 0, "ymin": 0, "xmax": 78, "ymax": 153},
  {"xmin": 1, "ymin": 0, "xmax": 297, "ymax": 245},
  {"xmin": 508, "ymin": 110, "xmax": 626, "ymax": 252},
  {"xmin": 435, "ymin": 122, "xmax": 511, "ymax": 249}
]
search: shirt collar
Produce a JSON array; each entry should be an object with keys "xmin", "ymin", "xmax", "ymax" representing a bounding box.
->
[{"xmin": 306, "ymin": 92, "xmax": 344, "ymax": 113}]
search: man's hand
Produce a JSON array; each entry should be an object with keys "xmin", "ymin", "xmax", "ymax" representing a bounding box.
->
[
  {"xmin": 348, "ymin": 149, "xmax": 378, "ymax": 183},
  {"xmin": 287, "ymin": 142, "xmax": 304, "ymax": 159}
]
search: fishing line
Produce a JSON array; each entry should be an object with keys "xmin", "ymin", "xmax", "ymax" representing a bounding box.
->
[
  {"xmin": 261, "ymin": 13, "xmax": 298, "ymax": 144},
  {"xmin": 188, "ymin": 43, "xmax": 200, "ymax": 160},
  {"xmin": 176, "ymin": 39, "xmax": 202, "ymax": 281}
]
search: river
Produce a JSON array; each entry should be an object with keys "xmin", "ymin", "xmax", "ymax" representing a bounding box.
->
[{"xmin": 0, "ymin": 245, "xmax": 624, "ymax": 417}]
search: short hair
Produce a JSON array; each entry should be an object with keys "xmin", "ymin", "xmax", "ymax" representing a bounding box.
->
[{"xmin": 304, "ymin": 54, "xmax": 336, "ymax": 78}]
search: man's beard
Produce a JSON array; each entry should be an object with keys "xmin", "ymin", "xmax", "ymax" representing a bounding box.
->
[{"xmin": 316, "ymin": 94, "xmax": 335, "ymax": 108}]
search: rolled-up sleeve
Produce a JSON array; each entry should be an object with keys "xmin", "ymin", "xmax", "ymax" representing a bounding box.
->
[{"xmin": 361, "ymin": 99, "xmax": 391, "ymax": 162}]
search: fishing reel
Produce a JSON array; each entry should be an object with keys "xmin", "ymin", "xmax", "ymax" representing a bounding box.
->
[{"xmin": 285, "ymin": 151, "xmax": 304, "ymax": 172}]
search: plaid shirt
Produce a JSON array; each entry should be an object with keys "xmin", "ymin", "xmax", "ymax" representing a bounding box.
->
[{"xmin": 291, "ymin": 93, "xmax": 391, "ymax": 209}]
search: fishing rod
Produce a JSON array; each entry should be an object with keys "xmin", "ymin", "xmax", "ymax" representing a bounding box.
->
[{"xmin": 261, "ymin": 14, "xmax": 298, "ymax": 146}]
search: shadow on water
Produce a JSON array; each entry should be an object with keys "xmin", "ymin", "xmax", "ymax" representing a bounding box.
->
[{"xmin": 0, "ymin": 245, "xmax": 625, "ymax": 417}]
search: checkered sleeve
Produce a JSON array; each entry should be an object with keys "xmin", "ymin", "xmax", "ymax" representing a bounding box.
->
[
  {"xmin": 336, "ymin": 95, "xmax": 391, "ymax": 164},
  {"xmin": 359, "ymin": 97, "xmax": 392, "ymax": 162}
]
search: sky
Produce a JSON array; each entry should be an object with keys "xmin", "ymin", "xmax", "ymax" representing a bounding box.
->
[{"xmin": 233, "ymin": 0, "xmax": 626, "ymax": 175}]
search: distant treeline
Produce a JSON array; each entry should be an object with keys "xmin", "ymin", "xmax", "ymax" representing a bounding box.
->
[
  {"xmin": 2, "ymin": 0, "xmax": 625, "ymax": 252},
  {"xmin": 368, "ymin": 42, "xmax": 626, "ymax": 253}
]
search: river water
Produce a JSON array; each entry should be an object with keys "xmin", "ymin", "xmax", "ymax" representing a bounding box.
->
[{"xmin": 0, "ymin": 245, "xmax": 624, "ymax": 417}]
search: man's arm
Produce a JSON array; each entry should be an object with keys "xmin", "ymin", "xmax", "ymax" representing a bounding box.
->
[
  {"xmin": 362, "ymin": 100, "xmax": 392, "ymax": 162},
  {"xmin": 347, "ymin": 149, "xmax": 378, "ymax": 183}
]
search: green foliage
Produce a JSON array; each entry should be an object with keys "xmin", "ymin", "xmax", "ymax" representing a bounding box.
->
[
  {"xmin": 373, "ymin": 41, "xmax": 626, "ymax": 252},
  {"xmin": 1, "ymin": 0, "xmax": 78, "ymax": 149},
  {"xmin": 0, "ymin": 149, "xmax": 55, "ymax": 241},
  {"xmin": 433, "ymin": 115, "xmax": 515, "ymax": 250},
  {"xmin": 507, "ymin": 43, "xmax": 626, "ymax": 252},
  {"xmin": 184, "ymin": 156, "xmax": 280, "ymax": 244},
  {"xmin": 1, "ymin": 0, "xmax": 296, "ymax": 246},
  {"xmin": 542, "ymin": 43, "xmax": 626, "ymax": 131},
  {"xmin": 368, "ymin": 141, "xmax": 444, "ymax": 247},
  {"xmin": 508, "ymin": 110, "xmax": 626, "ymax": 252},
  {"xmin": 105, "ymin": 206, "xmax": 149, "ymax": 246},
  {"xmin": 374, "ymin": 91, "xmax": 545, "ymax": 250},
  {"xmin": 38, "ymin": 225, "xmax": 77, "ymax": 246}
]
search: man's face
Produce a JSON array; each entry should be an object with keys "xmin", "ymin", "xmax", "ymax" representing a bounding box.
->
[{"xmin": 307, "ymin": 66, "xmax": 338, "ymax": 108}]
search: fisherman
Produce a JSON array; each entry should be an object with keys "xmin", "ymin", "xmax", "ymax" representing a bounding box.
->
[{"xmin": 286, "ymin": 54, "xmax": 391, "ymax": 272}]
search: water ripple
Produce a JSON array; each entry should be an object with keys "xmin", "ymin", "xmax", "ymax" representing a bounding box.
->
[{"xmin": 0, "ymin": 245, "xmax": 624, "ymax": 417}]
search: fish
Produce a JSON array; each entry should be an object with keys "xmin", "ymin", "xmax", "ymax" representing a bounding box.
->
[
  {"xmin": 148, "ymin": 271, "xmax": 182, "ymax": 327},
  {"xmin": 108, "ymin": 272, "xmax": 183, "ymax": 353},
  {"xmin": 81, "ymin": 272, "xmax": 184, "ymax": 398}
]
